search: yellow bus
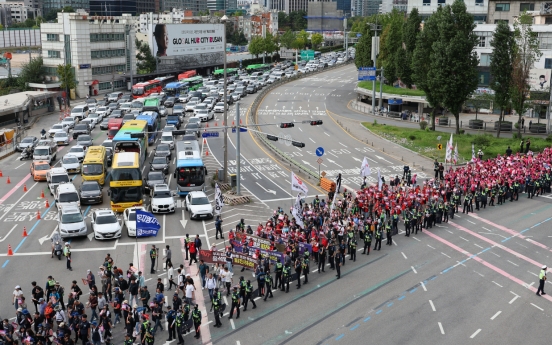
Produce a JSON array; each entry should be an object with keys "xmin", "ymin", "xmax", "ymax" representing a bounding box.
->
[
  {"xmin": 109, "ymin": 151, "xmax": 143, "ymax": 212},
  {"xmin": 82, "ymin": 146, "xmax": 108, "ymax": 185}
]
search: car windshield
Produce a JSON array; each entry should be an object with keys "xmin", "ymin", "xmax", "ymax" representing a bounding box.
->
[
  {"xmin": 52, "ymin": 125, "xmax": 62, "ymax": 130},
  {"xmin": 186, "ymin": 124, "xmax": 199, "ymax": 129},
  {"xmin": 75, "ymin": 124, "xmax": 88, "ymax": 130},
  {"xmin": 98, "ymin": 107, "xmax": 107, "ymax": 112},
  {"xmin": 59, "ymin": 192, "xmax": 79, "ymax": 203},
  {"xmin": 54, "ymin": 132, "xmax": 66, "ymax": 138},
  {"xmin": 51, "ymin": 175, "xmax": 69, "ymax": 183},
  {"xmin": 152, "ymin": 157, "xmax": 167, "ymax": 164},
  {"xmin": 96, "ymin": 214, "xmax": 117, "ymax": 224},
  {"xmin": 81, "ymin": 183, "xmax": 100, "ymax": 192},
  {"xmin": 22, "ymin": 137, "xmax": 34, "ymax": 143},
  {"xmin": 123, "ymin": 115, "xmax": 134, "ymax": 120},
  {"xmin": 174, "ymin": 105, "xmax": 184, "ymax": 109},
  {"xmin": 61, "ymin": 212, "xmax": 83, "ymax": 223},
  {"xmin": 89, "ymin": 114, "xmax": 99, "ymax": 118},
  {"xmin": 148, "ymin": 171, "xmax": 164, "ymax": 181},
  {"xmin": 83, "ymin": 164, "xmax": 103, "ymax": 175},
  {"xmin": 154, "ymin": 190, "xmax": 172, "ymax": 198},
  {"xmin": 34, "ymin": 148, "xmax": 49, "ymax": 156},
  {"xmin": 78, "ymin": 135, "xmax": 91, "ymax": 141},
  {"xmin": 191, "ymin": 197, "xmax": 209, "ymax": 205},
  {"xmin": 132, "ymin": 88, "xmax": 144, "ymax": 95},
  {"xmin": 167, "ymin": 97, "xmax": 175, "ymax": 102},
  {"xmin": 35, "ymin": 164, "xmax": 50, "ymax": 170},
  {"xmin": 69, "ymin": 147, "xmax": 84, "ymax": 154},
  {"xmin": 157, "ymin": 145, "xmax": 170, "ymax": 152},
  {"xmin": 161, "ymin": 135, "xmax": 172, "ymax": 141},
  {"xmin": 167, "ymin": 115, "xmax": 179, "ymax": 121},
  {"xmin": 63, "ymin": 156, "xmax": 79, "ymax": 164},
  {"xmin": 216, "ymin": 103, "xmax": 224, "ymax": 106},
  {"xmin": 86, "ymin": 99, "xmax": 96, "ymax": 104}
]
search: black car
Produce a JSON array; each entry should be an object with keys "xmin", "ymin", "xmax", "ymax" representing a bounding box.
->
[
  {"xmin": 79, "ymin": 180, "xmax": 103, "ymax": 205},
  {"xmin": 76, "ymin": 134, "xmax": 93, "ymax": 148},
  {"xmin": 144, "ymin": 171, "xmax": 167, "ymax": 193},
  {"xmin": 150, "ymin": 156, "xmax": 170, "ymax": 175},
  {"xmin": 154, "ymin": 144, "xmax": 172, "ymax": 160},
  {"xmin": 185, "ymin": 123, "xmax": 200, "ymax": 138},
  {"xmin": 16, "ymin": 136, "xmax": 38, "ymax": 151},
  {"xmin": 99, "ymin": 118, "xmax": 110, "ymax": 130},
  {"xmin": 73, "ymin": 123, "xmax": 91, "ymax": 139},
  {"xmin": 164, "ymin": 97, "xmax": 176, "ymax": 108},
  {"xmin": 110, "ymin": 109, "xmax": 123, "ymax": 118}
]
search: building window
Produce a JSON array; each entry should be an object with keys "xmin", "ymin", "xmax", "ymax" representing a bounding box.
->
[
  {"xmin": 495, "ymin": 3, "xmax": 510, "ymax": 11},
  {"xmin": 538, "ymin": 33, "xmax": 552, "ymax": 49},
  {"xmin": 98, "ymin": 80, "xmax": 125, "ymax": 91},
  {"xmin": 423, "ymin": 0, "xmax": 431, "ymax": 5},
  {"xmin": 438, "ymin": 0, "xmax": 445, "ymax": 4},
  {"xmin": 519, "ymin": 3, "xmax": 534, "ymax": 11},
  {"xmin": 475, "ymin": 0, "xmax": 484, "ymax": 6},
  {"xmin": 91, "ymin": 49, "xmax": 126, "ymax": 59},
  {"xmin": 47, "ymin": 50, "xmax": 60, "ymax": 58},
  {"xmin": 545, "ymin": 58, "xmax": 552, "ymax": 69},
  {"xmin": 46, "ymin": 34, "xmax": 59, "ymax": 41},
  {"xmin": 89, "ymin": 33, "xmax": 125, "ymax": 42},
  {"xmin": 480, "ymin": 53, "xmax": 491, "ymax": 67},
  {"xmin": 478, "ymin": 71, "xmax": 490, "ymax": 86},
  {"xmin": 91, "ymin": 64, "xmax": 126, "ymax": 76},
  {"xmin": 479, "ymin": 36, "xmax": 486, "ymax": 47}
]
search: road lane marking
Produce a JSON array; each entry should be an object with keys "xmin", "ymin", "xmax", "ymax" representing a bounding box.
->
[
  {"xmin": 470, "ymin": 329, "xmax": 481, "ymax": 339},
  {"xmin": 420, "ymin": 281, "xmax": 427, "ymax": 291},
  {"xmin": 509, "ymin": 295, "xmax": 519, "ymax": 304},
  {"xmin": 441, "ymin": 252, "xmax": 451, "ymax": 258},
  {"xmin": 490, "ymin": 311, "xmax": 501, "ymax": 320},
  {"xmin": 411, "ymin": 266, "xmax": 417, "ymax": 274},
  {"xmin": 531, "ymin": 303, "xmax": 544, "ymax": 311},
  {"xmin": 427, "ymin": 245, "xmax": 435, "ymax": 249},
  {"xmin": 438, "ymin": 322, "xmax": 445, "ymax": 334},
  {"xmin": 429, "ymin": 300, "xmax": 436, "ymax": 311},
  {"xmin": 459, "ymin": 236, "xmax": 469, "ymax": 241},
  {"xmin": 492, "ymin": 281, "xmax": 503, "ymax": 288},
  {"xmin": 401, "ymin": 252, "xmax": 407, "ymax": 259},
  {"xmin": 507, "ymin": 260, "xmax": 519, "ymax": 267},
  {"xmin": 467, "ymin": 220, "xmax": 476, "ymax": 224}
]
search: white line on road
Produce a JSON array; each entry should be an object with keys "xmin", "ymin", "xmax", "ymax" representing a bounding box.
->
[
  {"xmin": 413, "ymin": 237, "xmax": 421, "ymax": 242},
  {"xmin": 492, "ymin": 281, "xmax": 503, "ymax": 288},
  {"xmin": 338, "ymin": 142, "xmax": 347, "ymax": 147},
  {"xmin": 441, "ymin": 252, "xmax": 451, "ymax": 258},
  {"xmin": 467, "ymin": 220, "xmax": 476, "ymax": 225},
  {"xmin": 324, "ymin": 132, "xmax": 330, "ymax": 136},
  {"xmin": 427, "ymin": 244, "xmax": 435, "ymax": 249},
  {"xmin": 470, "ymin": 329, "xmax": 481, "ymax": 339},
  {"xmin": 474, "ymin": 243, "xmax": 484, "ymax": 249},
  {"xmin": 457, "ymin": 261, "xmax": 467, "ymax": 267},
  {"xmin": 482, "ymin": 227, "xmax": 492, "ymax": 231},
  {"xmin": 298, "ymin": 127, "xmax": 303, "ymax": 132},
  {"xmin": 421, "ymin": 281, "xmax": 427, "ymax": 291},
  {"xmin": 517, "ymin": 242, "xmax": 528, "ymax": 249},
  {"xmin": 393, "ymin": 240, "xmax": 397, "ymax": 246},
  {"xmin": 474, "ymin": 271, "xmax": 484, "ymax": 277},
  {"xmin": 401, "ymin": 252, "xmax": 407, "ymax": 259},
  {"xmin": 490, "ymin": 251, "xmax": 500, "ymax": 257},
  {"xmin": 490, "ymin": 311, "xmax": 501, "ymax": 320},
  {"xmin": 411, "ymin": 266, "xmax": 417, "ymax": 274},
  {"xmin": 230, "ymin": 319, "xmax": 236, "ymax": 329},
  {"xmin": 509, "ymin": 295, "xmax": 519, "ymax": 304},
  {"xmin": 309, "ymin": 138, "xmax": 315, "ymax": 143},
  {"xmin": 459, "ymin": 236, "xmax": 469, "ymax": 242},
  {"xmin": 446, "ymin": 230, "xmax": 453, "ymax": 234},
  {"xmin": 237, "ymin": 341, "xmax": 241, "ymax": 345},
  {"xmin": 429, "ymin": 300, "xmax": 436, "ymax": 311},
  {"xmin": 438, "ymin": 322, "xmax": 445, "ymax": 335},
  {"xmin": 15, "ymin": 162, "xmax": 26, "ymax": 169},
  {"xmin": 531, "ymin": 303, "xmax": 544, "ymax": 311},
  {"xmin": 507, "ymin": 260, "xmax": 519, "ymax": 267}
]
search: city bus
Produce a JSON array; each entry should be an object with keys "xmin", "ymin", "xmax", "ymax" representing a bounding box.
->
[
  {"xmin": 109, "ymin": 152, "xmax": 143, "ymax": 212},
  {"xmin": 82, "ymin": 146, "xmax": 108, "ymax": 185},
  {"xmin": 155, "ymin": 76, "xmax": 176, "ymax": 90},
  {"xmin": 181, "ymin": 76, "xmax": 203, "ymax": 91},
  {"xmin": 132, "ymin": 80, "xmax": 162, "ymax": 99},
  {"xmin": 107, "ymin": 118, "xmax": 124, "ymax": 139},
  {"xmin": 174, "ymin": 140, "xmax": 207, "ymax": 195},
  {"xmin": 112, "ymin": 120, "xmax": 148, "ymax": 164},
  {"xmin": 213, "ymin": 68, "xmax": 239, "ymax": 78},
  {"xmin": 136, "ymin": 111, "xmax": 160, "ymax": 145},
  {"xmin": 143, "ymin": 98, "xmax": 160, "ymax": 113},
  {"xmin": 178, "ymin": 70, "xmax": 197, "ymax": 81},
  {"xmin": 246, "ymin": 64, "xmax": 271, "ymax": 74},
  {"xmin": 164, "ymin": 82, "xmax": 188, "ymax": 98}
]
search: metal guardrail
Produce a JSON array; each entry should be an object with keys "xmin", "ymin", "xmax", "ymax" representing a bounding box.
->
[{"xmin": 248, "ymin": 61, "xmax": 355, "ymax": 180}]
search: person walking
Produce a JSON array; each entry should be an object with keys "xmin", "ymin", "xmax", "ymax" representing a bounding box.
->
[
  {"xmin": 150, "ymin": 245, "xmax": 157, "ymax": 274},
  {"xmin": 163, "ymin": 245, "xmax": 172, "ymax": 270},
  {"xmin": 215, "ymin": 216, "xmax": 224, "ymax": 239},
  {"xmin": 242, "ymin": 280, "xmax": 257, "ymax": 311},
  {"xmin": 335, "ymin": 250, "xmax": 342, "ymax": 279},
  {"xmin": 64, "ymin": 243, "xmax": 72, "ymax": 271},
  {"xmin": 264, "ymin": 274, "xmax": 273, "ymax": 301},
  {"xmin": 537, "ymin": 265, "xmax": 547, "ymax": 296},
  {"xmin": 228, "ymin": 286, "xmax": 240, "ymax": 319}
]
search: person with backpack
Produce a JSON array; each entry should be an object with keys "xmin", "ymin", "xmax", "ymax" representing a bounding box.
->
[
  {"xmin": 90, "ymin": 321, "xmax": 102, "ymax": 345},
  {"xmin": 188, "ymin": 241, "xmax": 197, "ymax": 266}
]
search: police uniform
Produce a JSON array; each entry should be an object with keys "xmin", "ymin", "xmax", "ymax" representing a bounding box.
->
[
  {"xmin": 385, "ymin": 221, "xmax": 392, "ymax": 246},
  {"xmin": 318, "ymin": 245, "xmax": 326, "ymax": 272},
  {"xmin": 335, "ymin": 251, "xmax": 342, "ymax": 279},
  {"xmin": 275, "ymin": 262, "xmax": 283, "ymax": 290},
  {"xmin": 374, "ymin": 228, "xmax": 382, "ymax": 251},
  {"xmin": 363, "ymin": 231, "xmax": 372, "ymax": 254},
  {"xmin": 349, "ymin": 239, "xmax": 357, "ymax": 261},
  {"xmin": 212, "ymin": 295, "xmax": 222, "ymax": 327},
  {"xmin": 264, "ymin": 274, "xmax": 274, "ymax": 300},
  {"xmin": 149, "ymin": 247, "xmax": 157, "ymax": 274},
  {"xmin": 243, "ymin": 281, "xmax": 257, "ymax": 311},
  {"xmin": 537, "ymin": 265, "xmax": 547, "ymax": 296},
  {"xmin": 302, "ymin": 254, "xmax": 310, "ymax": 284},
  {"xmin": 192, "ymin": 306, "xmax": 201, "ymax": 339},
  {"xmin": 229, "ymin": 288, "xmax": 240, "ymax": 319},
  {"xmin": 283, "ymin": 264, "xmax": 291, "ymax": 293}
]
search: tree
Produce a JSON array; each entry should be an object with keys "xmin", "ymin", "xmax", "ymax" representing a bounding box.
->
[
  {"xmin": 379, "ymin": 9, "xmax": 403, "ymax": 84},
  {"xmin": 354, "ymin": 30, "xmax": 372, "ymax": 68},
  {"xmin": 263, "ymin": 32, "xmax": 278, "ymax": 61},
  {"xmin": 280, "ymin": 30, "xmax": 296, "ymax": 49},
  {"xmin": 412, "ymin": 6, "xmax": 444, "ymax": 130},
  {"xmin": 57, "ymin": 64, "xmax": 76, "ymax": 96},
  {"xmin": 398, "ymin": 8, "xmax": 421, "ymax": 88},
  {"xmin": 248, "ymin": 36, "xmax": 264, "ymax": 58},
  {"xmin": 135, "ymin": 38, "xmax": 156, "ymax": 74},
  {"xmin": 18, "ymin": 56, "xmax": 45, "ymax": 90},
  {"xmin": 469, "ymin": 93, "xmax": 494, "ymax": 120},
  {"xmin": 430, "ymin": 0, "xmax": 479, "ymax": 135},
  {"xmin": 510, "ymin": 13, "xmax": 542, "ymax": 138},
  {"xmin": 297, "ymin": 30, "xmax": 309, "ymax": 47},
  {"xmin": 490, "ymin": 20, "xmax": 515, "ymax": 138},
  {"xmin": 311, "ymin": 33, "xmax": 323, "ymax": 49},
  {"xmin": 292, "ymin": 38, "xmax": 307, "ymax": 50},
  {"xmin": 0, "ymin": 24, "xmax": 4, "ymax": 30}
]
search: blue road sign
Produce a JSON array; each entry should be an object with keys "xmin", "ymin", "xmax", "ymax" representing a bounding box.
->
[
  {"xmin": 231, "ymin": 128, "xmax": 248, "ymax": 133},
  {"xmin": 316, "ymin": 147, "xmax": 324, "ymax": 157},
  {"xmin": 358, "ymin": 67, "xmax": 376, "ymax": 81},
  {"xmin": 356, "ymin": 33, "xmax": 361, "ymax": 37},
  {"xmin": 202, "ymin": 132, "xmax": 220, "ymax": 138}
]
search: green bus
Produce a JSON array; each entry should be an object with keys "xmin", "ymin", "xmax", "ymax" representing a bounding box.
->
[
  {"xmin": 181, "ymin": 76, "xmax": 203, "ymax": 91},
  {"xmin": 246, "ymin": 64, "xmax": 272, "ymax": 73},
  {"xmin": 143, "ymin": 98, "xmax": 160, "ymax": 112},
  {"xmin": 213, "ymin": 68, "xmax": 239, "ymax": 77}
]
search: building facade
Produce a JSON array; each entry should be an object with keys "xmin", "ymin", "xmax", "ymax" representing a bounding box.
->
[
  {"xmin": 408, "ymin": 0, "xmax": 487, "ymax": 22},
  {"xmin": 487, "ymin": 0, "xmax": 552, "ymax": 23},
  {"xmin": 42, "ymin": 0, "xmax": 89, "ymax": 19},
  {"xmin": 40, "ymin": 12, "xmax": 136, "ymax": 97},
  {"xmin": 0, "ymin": 6, "xmax": 12, "ymax": 27},
  {"xmin": 0, "ymin": 1, "xmax": 41, "ymax": 23},
  {"xmin": 307, "ymin": 1, "xmax": 345, "ymax": 31},
  {"xmin": 88, "ymin": 0, "xmax": 136, "ymax": 16}
]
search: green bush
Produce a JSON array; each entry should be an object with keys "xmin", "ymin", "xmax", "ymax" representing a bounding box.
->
[
  {"xmin": 473, "ymin": 135, "xmax": 491, "ymax": 147},
  {"xmin": 420, "ymin": 121, "xmax": 428, "ymax": 130},
  {"xmin": 409, "ymin": 135, "xmax": 416, "ymax": 140},
  {"xmin": 373, "ymin": 119, "xmax": 378, "ymax": 125},
  {"xmin": 514, "ymin": 122, "xmax": 520, "ymax": 129},
  {"xmin": 546, "ymin": 134, "xmax": 552, "ymax": 142}
]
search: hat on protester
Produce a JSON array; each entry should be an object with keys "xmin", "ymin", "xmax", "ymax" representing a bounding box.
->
[
  {"xmin": 15, "ymin": 285, "xmax": 21, "ymax": 289},
  {"xmin": 543, "ymin": 265, "xmax": 547, "ymax": 269}
]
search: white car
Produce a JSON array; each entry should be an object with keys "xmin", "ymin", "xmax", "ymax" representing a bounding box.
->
[
  {"xmin": 185, "ymin": 101, "xmax": 198, "ymax": 112},
  {"xmin": 266, "ymin": 78, "xmax": 276, "ymax": 84},
  {"xmin": 58, "ymin": 205, "xmax": 87, "ymax": 240},
  {"xmin": 151, "ymin": 184, "xmax": 176, "ymax": 214},
  {"xmin": 61, "ymin": 154, "xmax": 81, "ymax": 173},
  {"xmin": 48, "ymin": 123, "xmax": 68, "ymax": 137},
  {"xmin": 80, "ymin": 118, "xmax": 96, "ymax": 130},
  {"xmin": 67, "ymin": 145, "xmax": 86, "ymax": 161},
  {"xmin": 185, "ymin": 191, "xmax": 213, "ymax": 219},
  {"xmin": 88, "ymin": 113, "xmax": 101, "ymax": 125},
  {"xmin": 213, "ymin": 102, "xmax": 226, "ymax": 113},
  {"xmin": 91, "ymin": 209, "xmax": 122, "ymax": 240},
  {"xmin": 193, "ymin": 109, "xmax": 214, "ymax": 122},
  {"xmin": 61, "ymin": 117, "xmax": 76, "ymax": 129},
  {"xmin": 96, "ymin": 106, "xmax": 111, "ymax": 118},
  {"xmin": 123, "ymin": 206, "xmax": 147, "ymax": 237},
  {"xmin": 163, "ymin": 125, "xmax": 176, "ymax": 133},
  {"xmin": 160, "ymin": 132, "xmax": 175, "ymax": 149},
  {"xmin": 193, "ymin": 104, "xmax": 209, "ymax": 115},
  {"xmin": 53, "ymin": 131, "xmax": 70, "ymax": 146}
]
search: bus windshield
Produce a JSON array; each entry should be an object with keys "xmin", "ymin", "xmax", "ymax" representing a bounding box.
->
[
  {"xmin": 110, "ymin": 186, "xmax": 142, "ymax": 203},
  {"xmin": 83, "ymin": 164, "xmax": 103, "ymax": 176},
  {"xmin": 177, "ymin": 167, "xmax": 205, "ymax": 186},
  {"xmin": 111, "ymin": 168, "xmax": 141, "ymax": 181},
  {"xmin": 132, "ymin": 87, "xmax": 144, "ymax": 96}
]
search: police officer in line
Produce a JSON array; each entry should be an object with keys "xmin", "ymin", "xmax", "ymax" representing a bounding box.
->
[
  {"xmin": 335, "ymin": 250, "xmax": 342, "ymax": 279},
  {"xmin": 175, "ymin": 309, "xmax": 185, "ymax": 344},
  {"xmin": 283, "ymin": 263, "xmax": 291, "ymax": 293},
  {"xmin": 229, "ymin": 286, "xmax": 241, "ymax": 319},
  {"xmin": 166, "ymin": 305, "xmax": 176, "ymax": 342},
  {"xmin": 275, "ymin": 260, "xmax": 283, "ymax": 290},
  {"xmin": 264, "ymin": 273, "xmax": 274, "ymax": 300},
  {"xmin": 374, "ymin": 227, "xmax": 382, "ymax": 251},
  {"xmin": 149, "ymin": 245, "xmax": 157, "ymax": 274},
  {"xmin": 385, "ymin": 220, "xmax": 392, "ymax": 246},
  {"xmin": 212, "ymin": 290, "xmax": 223, "ymax": 327},
  {"xmin": 537, "ymin": 265, "xmax": 547, "ymax": 296},
  {"xmin": 192, "ymin": 304, "xmax": 202, "ymax": 339},
  {"xmin": 318, "ymin": 243, "xmax": 327, "ymax": 272},
  {"xmin": 349, "ymin": 237, "xmax": 357, "ymax": 261},
  {"xmin": 243, "ymin": 280, "xmax": 257, "ymax": 311},
  {"xmin": 302, "ymin": 252, "xmax": 310, "ymax": 284},
  {"xmin": 363, "ymin": 229, "xmax": 372, "ymax": 254}
]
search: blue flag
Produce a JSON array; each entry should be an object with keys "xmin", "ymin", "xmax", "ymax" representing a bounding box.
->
[{"xmin": 136, "ymin": 209, "xmax": 161, "ymax": 237}]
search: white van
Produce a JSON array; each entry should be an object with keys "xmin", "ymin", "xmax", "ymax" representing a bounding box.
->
[
  {"xmin": 55, "ymin": 183, "xmax": 81, "ymax": 210},
  {"xmin": 271, "ymin": 71, "xmax": 286, "ymax": 80},
  {"xmin": 47, "ymin": 167, "xmax": 69, "ymax": 196},
  {"xmin": 33, "ymin": 140, "xmax": 57, "ymax": 164},
  {"xmin": 71, "ymin": 105, "xmax": 89, "ymax": 121}
]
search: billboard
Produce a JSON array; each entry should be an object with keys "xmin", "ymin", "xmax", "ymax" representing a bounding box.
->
[{"xmin": 528, "ymin": 68, "xmax": 552, "ymax": 91}]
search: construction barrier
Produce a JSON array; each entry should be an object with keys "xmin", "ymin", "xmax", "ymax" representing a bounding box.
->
[{"xmin": 320, "ymin": 177, "xmax": 336, "ymax": 193}]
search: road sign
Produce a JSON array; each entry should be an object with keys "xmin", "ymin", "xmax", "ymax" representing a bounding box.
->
[
  {"xmin": 202, "ymin": 132, "xmax": 220, "ymax": 138},
  {"xmin": 356, "ymin": 33, "xmax": 362, "ymax": 37},
  {"xmin": 317, "ymin": 158, "xmax": 323, "ymax": 165},
  {"xmin": 321, "ymin": 171, "xmax": 327, "ymax": 177},
  {"xmin": 316, "ymin": 147, "xmax": 324, "ymax": 157},
  {"xmin": 358, "ymin": 67, "xmax": 376, "ymax": 81},
  {"xmin": 300, "ymin": 50, "xmax": 315, "ymax": 61},
  {"xmin": 437, "ymin": 143, "xmax": 443, "ymax": 150},
  {"xmin": 231, "ymin": 128, "xmax": 247, "ymax": 133}
]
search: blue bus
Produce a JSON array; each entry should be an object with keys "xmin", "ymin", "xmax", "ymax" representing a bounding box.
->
[
  {"xmin": 165, "ymin": 82, "xmax": 188, "ymax": 98},
  {"xmin": 136, "ymin": 112, "xmax": 160, "ymax": 145},
  {"xmin": 174, "ymin": 140, "xmax": 207, "ymax": 195}
]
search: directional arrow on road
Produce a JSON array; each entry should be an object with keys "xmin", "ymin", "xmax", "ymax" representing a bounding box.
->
[
  {"xmin": 316, "ymin": 107, "xmax": 319, "ymax": 111},
  {"xmin": 375, "ymin": 155, "xmax": 393, "ymax": 164},
  {"xmin": 88, "ymin": 232, "xmax": 94, "ymax": 241},
  {"xmin": 256, "ymin": 182, "xmax": 276, "ymax": 195},
  {"xmin": 266, "ymin": 106, "xmax": 268, "ymax": 109},
  {"xmin": 352, "ymin": 157, "xmax": 363, "ymax": 162},
  {"xmin": 327, "ymin": 159, "xmax": 343, "ymax": 168},
  {"xmin": 282, "ymin": 106, "xmax": 286, "ymax": 110},
  {"xmin": 39, "ymin": 226, "xmax": 59, "ymax": 245},
  {"xmin": 180, "ymin": 210, "xmax": 188, "ymax": 230},
  {"xmin": 302, "ymin": 160, "xmax": 315, "ymax": 168}
]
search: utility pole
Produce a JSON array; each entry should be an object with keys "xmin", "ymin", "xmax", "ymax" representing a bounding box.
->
[
  {"xmin": 370, "ymin": 16, "xmax": 381, "ymax": 115},
  {"xmin": 379, "ymin": 66, "xmax": 384, "ymax": 112},
  {"xmin": 221, "ymin": 15, "xmax": 229, "ymax": 182},
  {"xmin": 235, "ymin": 102, "xmax": 241, "ymax": 195}
]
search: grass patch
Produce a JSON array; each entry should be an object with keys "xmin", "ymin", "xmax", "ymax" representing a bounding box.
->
[
  {"xmin": 364, "ymin": 122, "xmax": 550, "ymax": 162},
  {"xmin": 358, "ymin": 81, "xmax": 426, "ymax": 97}
]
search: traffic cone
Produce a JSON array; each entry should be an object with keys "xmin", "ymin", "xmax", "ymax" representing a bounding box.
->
[
  {"xmin": 23, "ymin": 184, "xmax": 27, "ymax": 192},
  {"xmin": 205, "ymin": 150, "xmax": 209, "ymax": 156},
  {"xmin": 45, "ymin": 199, "xmax": 50, "ymax": 208},
  {"xmin": 22, "ymin": 227, "xmax": 27, "ymax": 237},
  {"xmin": 40, "ymin": 190, "xmax": 45, "ymax": 198},
  {"xmin": 206, "ymin": 123, "xmax": 209, "ymax": 128},
  {"xmin": 203, "ymin": 138, "xmax": 206, "ymax": 144},
  {"xmin": 6, "ymin": 176, "xmax": 10, "ymax": 184},
  {"xmin": 232, "ymin": 121, "xmax": 235, "ymax": 126},
  {"xmin": 240, "ymin": 119, "xmax": 242, "ymax": 125},
  {"xmin": 7, "ymin": 245, "xmax": 13, "ymax": 256},
  {"xmin": 0, "ymin": 170, "xmax": 3, "ymax": 177},
  {"xmin": 36, "ymin": 210, "xmax": 41, "ymax": 220},
  {"xmin": 215, "ymin": 122, "xmax": 218, "ymax": 126}
]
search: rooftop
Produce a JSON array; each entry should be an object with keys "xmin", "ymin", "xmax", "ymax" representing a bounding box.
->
[{"xmin": 0, "ymin": 91, "xmax": 57, "ymax": 115}]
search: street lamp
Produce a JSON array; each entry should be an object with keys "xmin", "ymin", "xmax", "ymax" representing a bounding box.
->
[{"xmin": 221, "ymin": 14, "xmax": 229, "ymax": 182}]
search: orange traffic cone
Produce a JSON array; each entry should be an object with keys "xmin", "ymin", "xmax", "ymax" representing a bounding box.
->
[
  {"xmin": 203, "ymin": 138, "xmax": 206, "ymax": 144},
  {"xmin": 232, "ymin": 121, "xmax": 235, "ymax": 126},
  {"xmin": 7, "ymin": 245, "xmax": 13, "ymax": 256},
  {"xmin": 0, "ymin": 170, "xmax": 3, "ymax": 177},
  {"xmin": 40, "ymin": 190, "xmax": 45, "ymax": 198},
  {"xmin": 215, "ymin": 122, "xmax": 218, "ymax": 126},
  {"xmin": 240, "ymin": 119, "xmax": 242, "ymax": 124},
  {"xmin": 205, "ymin": 150, "xmax": 209, "ymax": 156},
  {"xmin": 206, "ymin": 123, "xmax": 209, "ymax": 128},
  {"xmin": 22, "ymin": 227, "xmax": 27, "ymax": 237},
  {"xmin": 6, "ymin": 176, "xmax": 10, "ymax": 184},
  {"xmin": 23, "ymin": 184, "xmax": 27, "ymax": 192},
  {"xmin": 45, "ymin": 199, "xmax": 50, "ymax": 208},
  {"xmin": 36, "ymin": 210, "xmax": 41, "ymax": 220}
]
